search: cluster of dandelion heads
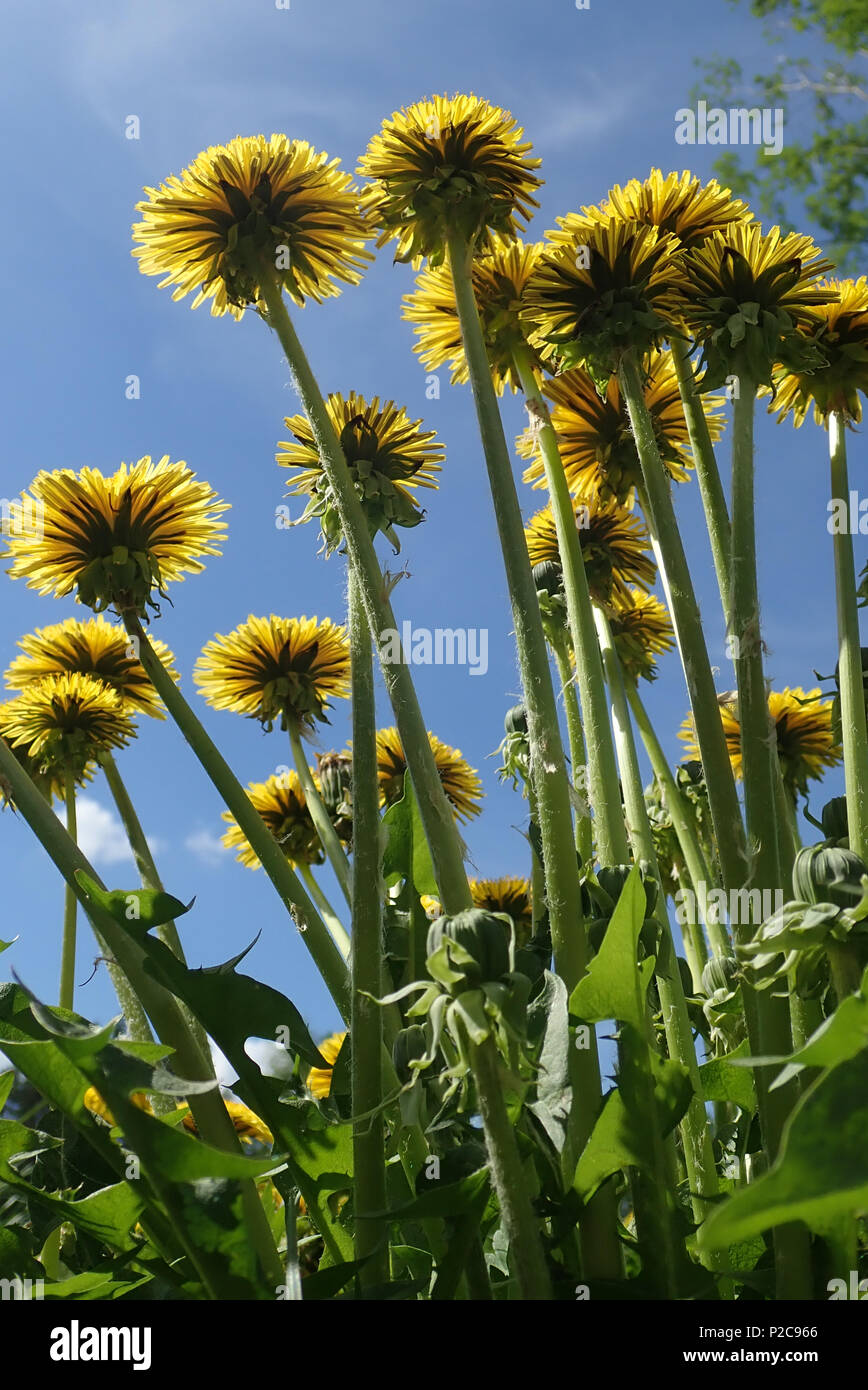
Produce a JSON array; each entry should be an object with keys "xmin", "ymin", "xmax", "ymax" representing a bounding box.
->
[
  {"xmin": 5, "ymin": 617, "xmax": 178, "ymax": 720},
  {"xmin": 307, "ymin": 1032, "xmax": 346, "ymax": 1099},
  {"xmin": 374, "ymin": 726, "xmax": 483, "ymax": 823},
  {"xmin": 678, "ymin": 223, "xmax": 837, "ymax": 390},
  {"xmin": 768, "ymin": 277, "xmax": 868, "ymax": 427},
  {"xmin": 587, "ymin": 170, "xmax": 752, "ymax": 250},
  {"xmin": 403, "ymin": 238, "xmax": 546, "ymax": 395},
  {"xmin": 524, "ymin": 495, "xmax": 655, "ymax": 606},
  {"xmin": 680, "ymin": 686, "xmax": 843, "ymax": 794},
  {"xmin": 221, "ymin": 770, "xmax": 324, "ymax": 870},
  {"xmin": 607, "ymin": 589, "xmax": 675, "ymax": 684},
  {"xmin": 517, "ymin": 351, "xmax": 724, "ymax": 506},
  {"xmin": 2, "ymin": 458, "xmax": 229, "ymax": 618},
  {"xmin": 0, "ymin": 672, "xmax": 137, "ymax": 786},
  {"xmin": 132, "ymin": 135, "xmax": 373, "ymax": 318},
  {"xmin": 359, "ymin": 94, "xmax": 542, "ymax": 264},
  {"xmin": 522, "ymin": 214, "xmax": 685, "ymax": 390},
  {"xmin": 277, "ymin": 393, "xmax": 443, "ymax": 553},
  {"xmin": 195, "ymin": 615, "xmax": 350, "ymax": 734}
]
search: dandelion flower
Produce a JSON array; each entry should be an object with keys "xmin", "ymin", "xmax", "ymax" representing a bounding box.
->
[
  {"xmin": 768, "ymin": 277, "xmax": 868, "ymax": 426},
  {"xmin": 518, "ymin": 351, "xmax": 723, "ymax": 505},
  {"xmin": 221, "ymin": 770, "xmax": 324, "ymax": 870},
  {"xmin": 2, "ymin": 458, "xmax": 229, "ymax": 617},
  {"xmin": 132, "ymin": 135, "xmax": 372, "ymax": 318},
  {"xmin": 195, "ymin": 615, "xmax": 349, "ymax": 733},
  {"xmin": 0, "ymin": 673, "xmax": 136, "ymax": 783},
  {"xmin": 680, "ymin": 686, "xmax": 843, "ymax": 793},
  {"xmin": 5, "ymin": 617, "xmax": 178, "ymax": 720},
  {"xmin": 359, "ymin": 94, "xmax": 542, "ymax": 264},
  {"xmin": 307, "ymin": 1031, "xmax": 346, "ymax": 1099},
  {"xmin": 375, "ymin": 727, "xmax": 483, "ymax": 823},
  {"xmin": 524, "ymin": 496, "xmax": 655, "ymax": 605},
  {"xmin": 277, "ymin": 393, "xmax": 442, "ymax": 552},
  {"xmin": 586, "ymin": 170, "xmax": 752, "ymax": 250},
  {"xmin": 403, "ymin": 238, "xmax": 546, "ymax": 394},
  {"xmin": 607, "ymin": 589, "xmax": 675, "ymax": 683}
]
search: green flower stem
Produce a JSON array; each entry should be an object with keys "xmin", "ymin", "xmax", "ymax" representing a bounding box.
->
[
  {"xmin": 513, "ymin": 338, "xmax": 629, "ymax": 867},
  {"xmin": 730, "ymin": 374, "xmax": 812, "ymax": 1301},
  {"xmin": 0, "ymin": 733, "xmax": 284, "ymax": 1287},
  {"xmin": 445, "ymin": 239, "xmax": 584, "ymax": 972},
  {"xmin": 98, "ymin": 749, "xmax": 211, "ymax": 1068},
  {"xmin": 730, "ymin": 376, "xmax": 783, "ymax": 898},
  {"xmin": 467, "ymin": 1030, "xmax": 552, "ymax": 1300},
  {"xmin": 773, "ymin": 769, "xmax": 800, "ymax": 889},
  {"xmin": 288, "ymin": 723, "xmax": 353, "ymax": 909},
  {"xmin": 449, "ymin": 243, "xmax": 620, "ymax": 1278},
  {"xmin": 347, "ymin": 568, "xmax": 388, "ymax": 1289},
  {"xmin": 551, "ymin": 630, "xmax": 593, "ymax": 863},
  {"xmin": 829, "ymin": 411, "xmax": 868, "ymax": 862},
  {"xmin": 620, "ymin": 350, "xmax": 747, "ymax": 896},
  {"xmin": 123, "ymin": 614, "xmax": 350, "ymax": 1021},
  {"xmin": 99, "ymin": 750, "xmax": 187, "ymax": 962},
  {"xmin": 827, "ymin": 940, "xmax": 864, "ymax": 1000},
  {"xmin": 298, "ymin": 864, "xmax": 351, "ymax": 959},
  {"xmin": 255, "ymin": 258, "xmax": 472, "ymax": 917},
  {"xmin": 670, "ymin": 335, "xmax": 732, "ymax": 620},
  {"xmin": 59, "ymin": 770, "xmax": 78, "ymax": 1011},
  {"xmin": 626, "ymin": 682, "xmax": 729, "ymax": 963},
  {"xmin": 594, "ymin": 607, "xmax": 720, "ymax": 1227}
]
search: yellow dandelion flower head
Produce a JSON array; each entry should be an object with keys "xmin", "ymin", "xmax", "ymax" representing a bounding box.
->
[
  {"xmin": 2, "ymin": 457, "xmax": 229, "ymax": 618},
  {"xmin": 182, "ymin": 1099, "xmax": 273, "ymax": 1145},
  {"xmin": 195, "ymin": 614, "xmax": 349, "ymax": 733},
  {"xmin": 132, "ymin": 135, "xmax": 373, "ymax": 318},
  {"xmin": 680, "ymin": 686, "xmax": 843, "ymax": 791},
  {"xmin": 768, "ymin": 278, "xmax": 868, "ymax": 426},
  {"xmin": 518, "ymin": 351, "xmax": 723, "ymax": 505},
  {"xmin": 5, "ymin": 616, "xmax": 178, "ymax": 721},
  {"xmin": 0, "ymin": 673, "xmax": 136, "ymax": 782},
  {"xmin": 678, "ymin": 223, "xmax": 837, "ymax": 389},
  {"xmin": 587, "ymin": 169, "xmax": 752, "ymax": 249},
  {"xmin": 375, "ymin": 726, "xmax": 483, "ymax": 823},
  {"xmin": 524, "ymin": 495, "xmax": 655, "ymax": 605},
  {"xmin": 84, "ymin": 1088, "xmax": 153, "ymax": 1125},
  {"xmin": 403, "ymin": 237, "xmax": 547, "ymax": 394},
  {"xmin": 307, "ymin": 1031, "xmax": 346, "ymax": 1099},
  {"xmin": 522, "ymin": 212, "xmax": 685, "ymax": 387},
  {"xmin": 277, "ymin": 392, "xmax": 442, "ymax": 552},
  {"xmin": 221, "ymin": 769, "xmax": 324, "ymax": 870},
  {"xmin": 607, "ymin": 588, "xmax": 675, "ymax": 683},
  {"xmin": 358, "ymin": 93, "xmax": 542, "ymax": 264},
  {"xmin": 470, "ymin": 875, "xmax": 533, "ymax": 945},
  {"xmin": 0, "ymin": 703, "xmax": 95, "ymax": 805}
]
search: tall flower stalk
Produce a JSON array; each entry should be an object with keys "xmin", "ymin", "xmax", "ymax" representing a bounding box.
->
[
  {"xmin": 59, "ymin": 768, "xmax": 78, "ymax": 1011},
  {"xmin": 347, "ymin": 570, "xmax": 388, "ymax": 1287}
]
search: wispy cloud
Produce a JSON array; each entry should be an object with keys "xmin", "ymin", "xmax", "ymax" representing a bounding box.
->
[
  {"xmin": 76, "ymin": 798, "xmax": 164, "ymax": 867},
  {"xmin": 184, "ymin": 828, "xmax": 227, "ymax": 865}
]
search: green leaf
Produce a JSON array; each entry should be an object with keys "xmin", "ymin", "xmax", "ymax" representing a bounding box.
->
[
  {"xmin": 527, "ymin": 971, "xmax": 572, "ymax": 1153},
  {"xmin": 0, "ymin": 1070, "xmax": 15, "ymax": 1113},
  {"xmin": 574, "ymin": 1052, "xmax": 691, "ymax": 1202},
  {"xmin": 93, "ymin": 1099, "xmax": 277, "ymax": 1183},
  {"xmin": 701, "ymin": 1048, "xmax": 868, "ymax": 1247},
  {"xmin": 382, "ymin": 775, "xmax": 438, "ymax": 898},
  {"xmin": 74, "ymin": 871, "xmax": 193, "ymax": 936},
  {"xmin": 387, "ymin": 1166, "xmax": 491, "ymax": 1220},
  {"xmin": 569, "ymin": 866, "xmax": 654, "ymax": 1028},
  {"xmin": 699, "ymin": 1041, "xmax": 757, "ymax": 1111}
]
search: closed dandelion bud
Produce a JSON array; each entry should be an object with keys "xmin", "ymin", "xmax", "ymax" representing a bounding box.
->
[
  {"xmin": 426, "ymin": 908, "xmax": 511, "ymax": 993},
  {"xmin": 701, "ymin": 954, "xmax": 739, "ymax": 997},
  {"xmin": 821, "ymin": 796, "xmax": 850, "ymax": 844},
  {"xmin": 505, "ymin": 703, "xmax": 528, "ymax": 736},
  {"xmin": 392, "ymin": 1024, "xmax": 428, "ymax": 1084},
  {"xmin": 792, "ymin": 844, "xmax": 868, "ymax": 911},
  {"xmin": 317, "ymin": 751, "xmax": 352, "ymax": 816},
  {"xmin": 532, "ymin": 560, "xmax": 564, "ymax": 599}
]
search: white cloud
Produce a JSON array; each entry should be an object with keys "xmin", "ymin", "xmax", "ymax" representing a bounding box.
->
[
  {"xmin": 75, "ymin": 797, "xmax": 165, "ymax": 868},
  {"xmin": 184, "ymin": 829, "xmax": 227, "ymax": 865}
]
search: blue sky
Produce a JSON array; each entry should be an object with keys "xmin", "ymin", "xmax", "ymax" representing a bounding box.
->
[{"xmin": 0, "ymin": 0, "xmax": 860, "ymax": 1050}]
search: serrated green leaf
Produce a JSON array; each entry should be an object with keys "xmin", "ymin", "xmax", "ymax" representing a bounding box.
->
[
  {"xmin": 74, "ymin": 871, "xmax": 193, "ymax": 936},
  {"xmin": 699, "ymin": 1041, "xmax": 757, "ymax": 1111},
  {"xmin": 569, "ymin": 866, "xmax": 653, "ymax": 1028}
]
